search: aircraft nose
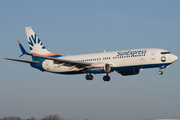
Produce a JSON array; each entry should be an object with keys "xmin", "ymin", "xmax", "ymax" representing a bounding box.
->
[
  {"xmin": 172, "ymin": 54, "xmax": 178, "ymax": 62},
  {"xmin": 175, "ymin": 55, "xmax": 178, "ymax": 61}
]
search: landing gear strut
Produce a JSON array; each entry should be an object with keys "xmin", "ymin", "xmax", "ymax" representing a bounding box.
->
[
  {"xmin": 85, "ymin": 74, "xmax": 93, "ymax": 80},
  {"xmin": 103, "ymin": 73, "xmax": 111, "ymax": 81},
  {"xmin": 158, "ymin": 70, "xmax": 163, "ymax": 75}
]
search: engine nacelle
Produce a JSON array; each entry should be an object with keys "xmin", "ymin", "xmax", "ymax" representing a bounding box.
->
[
  {"xmin": 90, "ymin": 63, "xmax": 111, "ymax": 73},
  {"xmin": 118, "ymin": 69, "xmax": 140, "ymax": 76}
]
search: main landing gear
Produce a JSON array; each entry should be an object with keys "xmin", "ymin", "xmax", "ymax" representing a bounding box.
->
[
  {"xmin": 158, "ymin": 69, "xmax": 163, "ymax": 75},
  {"xmin": 85, "ymin": 73, "xmax": 111, "ymax": 81},
  {"xmin": 103, "ymin": 73, "xmax": 111, "ymax": 81},
  {"xmin": 85, "ymin": 74, "xmax": 93, "ymax": 80}
]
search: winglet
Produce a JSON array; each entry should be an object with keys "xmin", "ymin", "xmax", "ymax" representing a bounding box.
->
[{"xmin": 17, "ymin": 40, "xmax": 28, "ymax": 57}]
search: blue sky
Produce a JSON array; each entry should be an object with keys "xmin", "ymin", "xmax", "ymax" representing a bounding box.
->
[{"xmin": 0, "ymin": 0, "xmax": 180, "ymax": 120}]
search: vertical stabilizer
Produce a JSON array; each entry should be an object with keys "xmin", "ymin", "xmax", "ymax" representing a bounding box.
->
[
  {"xmin": 25, "ymin": 27, "xmax": 51, "ymax": 55},
  {"xmin": 25, "ymin": 27, "xmax": 61, "ymax": 57}
]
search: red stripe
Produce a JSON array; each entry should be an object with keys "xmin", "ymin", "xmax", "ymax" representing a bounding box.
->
[
  {"xmin": 91, "ymin": 66, "xmax": 104, "ymax": 68},
  {"xmin": 17, "ymin": 40, "xmax": 21, "ymax": 45},
  {"xmin": 31, "ymin": 52, "xmax": 58, "ymax": 57}
]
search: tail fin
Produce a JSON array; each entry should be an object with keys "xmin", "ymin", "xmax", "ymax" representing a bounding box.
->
[
  {"xmin": 25, "ymin": 27, "xmax": 62, "ymax": 58},
  {"xmin": 25, "ymin": 27, "xmax": 51, "ymax": 55}
]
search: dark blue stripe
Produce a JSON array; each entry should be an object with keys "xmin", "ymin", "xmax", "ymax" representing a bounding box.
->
[
  {"xmin": 28, "ymin": 37, "xmax": 34, "ymax": 46},
  {"xmin": 31, "ymin": 34, "xmax": 36, "ymax": 44},
  {"xmin": 56, "ymin": 63, "xmax": 172, "ymax": 75}
]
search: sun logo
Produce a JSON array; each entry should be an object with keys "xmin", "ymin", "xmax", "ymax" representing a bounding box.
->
[
  {"xmin": 161, "ymin": 56, "xmax": 166, "ymax": 62},
  {"xmin": 28, "ymin": 34, "xmax": 46, "ymax": 50}
]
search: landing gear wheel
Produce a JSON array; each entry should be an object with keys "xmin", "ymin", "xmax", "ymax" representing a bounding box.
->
[
  {"xmin": 158, "ymin": 71, "xmax": 163, "ymax": 75},
  {"xmin": 89, "ymin": 75, "xmax": 93, "ymax": 80},
  {"xmin": 85, "ymin": 74, "xmax": 93, "ymax": 80},
  {"xmin": 103, "ymin": 76, "xmax": 110, "ymax": 81}
]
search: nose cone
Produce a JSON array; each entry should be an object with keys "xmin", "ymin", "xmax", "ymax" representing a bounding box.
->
[{"xmin": 172, "ymin": 54, "xmax": 178, "ymax": 62}]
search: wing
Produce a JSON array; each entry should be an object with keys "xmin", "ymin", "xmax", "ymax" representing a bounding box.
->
[
  {"xmin": 28, "ymin": 53, "xmax": 92, "ymax": 68},
  {"xmin": 5, "ymin": 55, "xmax": 92, "ymax": 68},
  {"xmin": 10, "ymin": 40, "xmax": 92, "ymax": 68}
]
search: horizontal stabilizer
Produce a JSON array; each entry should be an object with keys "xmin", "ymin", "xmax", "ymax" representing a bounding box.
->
[{"xmin": 4, "ymin": 58, "xmax": 39, "ymax": 64}]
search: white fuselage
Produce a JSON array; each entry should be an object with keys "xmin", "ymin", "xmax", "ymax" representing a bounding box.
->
[{"xmin": 41, "ymin": 48, "xmax": 178, "ymax": 74}]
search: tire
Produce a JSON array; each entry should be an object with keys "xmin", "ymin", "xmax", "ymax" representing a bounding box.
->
[
  {"xmin": 103, "ymin": 76, "xmax": 110, "ymax": 81},
  {"xmin": 158, "ymin": 71, "xmax": 163, "ymax": 75}
]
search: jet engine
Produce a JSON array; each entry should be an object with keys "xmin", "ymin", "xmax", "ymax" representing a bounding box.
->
[{"xmin": 89, "ymin": 63, "xmax": 111, "ymax": 73}]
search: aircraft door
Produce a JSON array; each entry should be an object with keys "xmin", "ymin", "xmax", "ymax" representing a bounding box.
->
[{"xmin": 151, "ymin": 50, "xmax": 156, "ymax": 61}]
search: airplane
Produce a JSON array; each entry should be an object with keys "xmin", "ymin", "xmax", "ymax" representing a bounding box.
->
[{"xmin": 5, "ymin": 27, "xmax": 178, "ymax": 81}]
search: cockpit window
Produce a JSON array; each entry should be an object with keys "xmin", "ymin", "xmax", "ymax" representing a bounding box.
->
[{"xmin": 161, "ymin": 52, "xmax": 171, "ymax": 54}]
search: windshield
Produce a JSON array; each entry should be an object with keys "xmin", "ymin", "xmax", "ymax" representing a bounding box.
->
[{"xmin": 161, "ymin": 52, "xmax": 171, "ymax": 55}]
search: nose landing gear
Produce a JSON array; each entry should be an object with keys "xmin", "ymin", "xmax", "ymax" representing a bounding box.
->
[{"xmin": 158, "ymin": 70, "xmax": 163, "ymax": 75}]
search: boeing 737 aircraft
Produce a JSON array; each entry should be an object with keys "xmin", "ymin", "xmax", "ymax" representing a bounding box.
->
[{"xmin": 5, "ymin": 27, "xmax": 178, "ymax": 81}]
